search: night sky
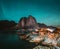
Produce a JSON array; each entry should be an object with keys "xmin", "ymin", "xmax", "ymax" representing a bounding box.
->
[{"xmin": 0, "ymin": 0, "xmax": 60, "ymax": 26}]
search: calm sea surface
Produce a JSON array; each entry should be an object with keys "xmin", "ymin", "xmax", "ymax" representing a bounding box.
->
[{"xmin": 0, "ymin": 31, "xmax": 36, "ymax": 49}]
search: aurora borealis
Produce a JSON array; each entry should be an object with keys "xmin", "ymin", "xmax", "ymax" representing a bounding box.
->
[{"xmin": 0, "ymin": 0, "xmax": 60, "ymax": 26}]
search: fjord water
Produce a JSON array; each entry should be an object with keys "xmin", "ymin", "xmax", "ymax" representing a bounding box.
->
[
  {"xmin": 0, "ymin": 31, "xmax": 36, "ymax": 49},
  {"xmin": 0, "ymin": 31, "xmax": 28, "ymax": 49}
]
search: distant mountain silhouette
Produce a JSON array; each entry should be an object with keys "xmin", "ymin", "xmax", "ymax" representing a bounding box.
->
[
  {"xmin": 16, "ymin": 15, "xmax": 37, "ymax": 29},
  {"xmin": 38, "ymin": 23, "xmax": 47, "ymax": 28},
  {"xmin": 0, "ymin": 20, "xmax": 17, "ymax": 31},
  {"xmin": 47, "ymin": 26, "xmax": 56, "ymax": 28},
  {"xmin": 16, "ymin": 15, "xmax": 54, "ymax": 30},
  {"xmin": 26, "ymin": 15, "xmax": 37, "ymax": 27},
  {"xmin": 0, "ymin": 15, "xmax": 58, "ymax": 33},
  {"xmin": 16, "ymin": 17, "xmax": 27, "ymax": 29}
]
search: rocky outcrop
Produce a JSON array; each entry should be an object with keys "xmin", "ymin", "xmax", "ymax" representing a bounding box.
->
[
  {"xmin": 33, "ymin": 45, "xmax": 55, "ymax": 49},
  {"xmin": 16, "ymin": 15, "xmax": 60, "ymax": 49}
]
